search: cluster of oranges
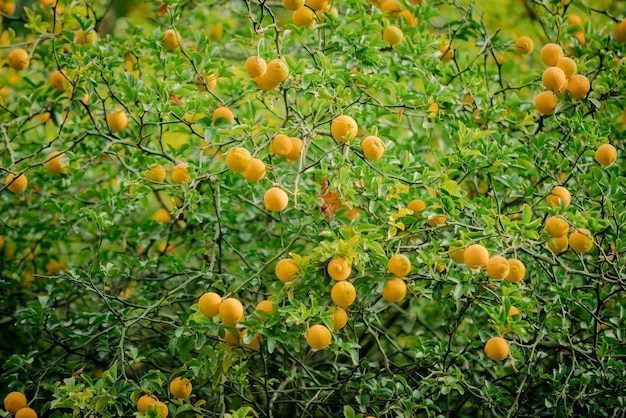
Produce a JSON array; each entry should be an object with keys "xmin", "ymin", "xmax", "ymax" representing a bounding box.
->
[
  {"xmin": 3, "ymin": 392, "xmax": 38, "ymax": 418},
  {"xmin": 135, "ymin": 376, "xmax": 191, "ymax": 418}
]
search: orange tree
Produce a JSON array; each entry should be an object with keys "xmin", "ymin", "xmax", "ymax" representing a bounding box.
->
[{"xmin": 1, "ymin": 0, "xmax": 625, "ymax": 417}]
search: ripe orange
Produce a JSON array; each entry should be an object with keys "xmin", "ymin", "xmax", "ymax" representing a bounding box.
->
[
  {"xmin": 275, "ymin": 258, "xmax": 299, "ymax": 282},
  {"xmin": 243, "ymin": 158, "xmax": 266, "ymax": 181},
  {"xmin": 266, "ymin": 59, "xmax": 290, "ymax": 84},
  {"xmin": 194, "ymin": 72, "xmax": 217, "ymax": 91},
  {"xmin": 171, "ymin": 163, "xmax": 191, "ymax": 184},
  {"xmin": 439, "ymin": 43, "xmax": 454, "ymax": 62},
  {"xmin": 535, "ymin": 91, "xmax": 558, "ymax": 115},
  {"xmin": 283, "ymin": 0, "xmax": 305, "ymax": 10},
  {"xmin": 331, "ymin": 281, "xmax": 356, "ymax": 307},
  {"xmin": 254, "ymin": 73, "xmax": 280, "ymax": 91},
  {"xmin": 380, "ymin": 0, "xmax": 402, "ymax": 17},
  {"xmin": 614, "ymin": 20, "xmax": 626, "ymax": 43},
  {"xmin": 361, "ymin": 135, "xmax": 385, "ymax": 161},
  {"xmin": 50, "ymin": 70, "xmax": 68, "ymax": 92},
  {"xmin": 382, "ymin": 25, "xmax": 404, "ymax": 47},
  {"xmin": 264, "ymin": 187, "xmax": 289, "ymax": 212},
  {"xmin": 255, "ymin": 300, "xmax": 274, "ymax": 319},
  {"xmin": 569, "ymin": 228, "xmax": 593, "ymax": 253},
  {"xmin": 515, "ymin": 36, "xmax": 534, "ymax": 54},
  {"xmin": 545, "ymin": 216, "xmax": 568, "ymax": 238},
  {"xmin": 508, "ymin": 306, "xmax": 520, "ymax": 317},
  {"xmin": 540, "ymin": 43, "xmax": 564, "ymax": 66},
  {"xmin": 152, "ymin": 208, "xmax": 172, "ymax": 223},
  {"xmin": 5, "ymin": 173, "xmax": 28, "ymax": 193},
  {"xmin": 226, "ymin": 147, "xmax": 252, "ymax": 172},
  {"xmin": 15, "ymin": 408, "xmax": 37, "ymax": 418},
  {"xmin": 220, "ymin": 329, "xmax": 241, "ymax": 345},
  {"xmin": 327, "ymin": 257, "xmax": 352, "ymax": 281},
  {"xmin": 106, "ymin": 110, "xmax": 128, "ymax": 132},
  {"xmin": 271, "ymin": 134, "xmax": 293, "ymax": 157},
  {"xmin": 293, "ymin": 7, "xmax": 315, "ymax": 28},
  {"xmin": 464, "ymin": 244, "xmax": 489, "ymax": 270},
  {"xmin": 556, "ymin": 57, "xmax": 577, "ymax": 79},
  {"xmin": 426, "ymin": 204, "xmax": 446, "ymax": 226},
  {"xmin": 331, "ymin": 115, "xmax": 358, "ymax": 142},
  {"xmin": 547, "ymin": 235, "xmax": 569, "ymax": 254},
  {"xmin": 198, "ymin": 292, "xmax": 222, "ymax": 317},
  {"xmin": 169, "ymin": 377, "xmax": 192, "ymax": 398},
  {"xmin": 137, "ymin": 394, "xmax": 158, "ymax": 412},
  {"xmin": 486, "ymin": 256, "xmax": 510, "ymax": 280},
  {"xmin": 306, "ymin": 324, "xmax": 332, "ymax": 350},
  {"xmin": 484, "ymin": 336, "xmax": 509, "ymax": 361},
  {"xmin": 45, "ymin": 151, "xmax": 69, "ymax": 174},
  {"xmin": 163, "ymin": 29, "xmax": 181, "ymax": 50},
  {"xmin": 219, "ymin": 298, "xmax": 244, "ymax": 325},
  {"xmin": 542, "ymin": 67, "xmax": 567, "ymax": 92},
  {"xmin": 308, "ymin": 0, "xmax": 329, "ymax": 10},
  {"xmin": 3, "ymin": 391, "xmax": 27, "ymax": 414},
  {"xmin": 285, "ymin": 137, "xmax": 303, "ymax": 161},
  {"xmin": 145, "ymin": 164, "xmax": 166, "ymax": 182},
  {"xmin": 387, "ymin": 254, "xmax": 411, "ymax": 277},
  {"xmin": 212, "ymin": 106, "xmax": 235, "ymax": 124},
  {"xmin": 546, "ymin": 186, "xmax": 571, "ymax": 208},
  {"xmin": 8, "ymin": 48, "xmax": 29, "ymax": 70},
  {"xmin": 595, "ymin": 144, "xmax": 617, "ymax": 166},
  {"xmin": 382, "ymin": 278, "xmax": 407, "ymax": 302},
  {"xmin": 408, "ymin": 199, "xmax": 426, "ymax": 215},
  {"xmin": 154, "ymin": 401, "xmax": 168, "ymax": 418},
  {"xmin": 328, "ymin": 306, "xmax": 348, "ymax": 330},
  {"xmin": 566, "ymin": 75, "xmax": 590, "ymax": 99},
  {"xmin": 448, "ymin": 242, "xmax": 465, "ymax": 264},
  {"xmin": 505, "ymin": 259, "xmax": 525, "ymax": 283},
  {"xmin": 245, "ymin": 56, "xmax": 267, "ymax": 78}
]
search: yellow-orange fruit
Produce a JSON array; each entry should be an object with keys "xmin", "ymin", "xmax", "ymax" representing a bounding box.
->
[
  {"xmin": 408, "ymin": 199, "xmax": 426, "ymax": 215},
  {"xmin": 566, "ymin": 75, "xmax": 590, "ymax": 99},
  {"xmin": 154, "ymin": 401, "xmax": 168, "ymax": 417},
  {"xmin": 163, "ymin": 29, "xmax": 181, "ymax": 50},
  {"xmin": 464, "ymin": 244, "xmax": 489, "ymax": 270},
  {"xmin": 106, "ymin": 110, "xmax": 128, "ymax": 132},
  {"xmin": 547, "ymin": 186, "xmax": 571, "ymax": 208},
  {"xmin": 595, "ymin": 144, "xmax": 617, "ymax": 166},
  {"xmin": 152, "ymin": 208, "xmax": 172, "ymax": 223},
  {"xmin": 5, "ymin": 173, "xmax": 27, "ymax": 193},
  {"xmin": 426, "ymin": 204, "xmax": 446, "ymax": 227},
  {"xmin": 540, "ymin": 43, "xmax": 564, "ymax": 66},
  {"xmin": 225, "ymin": 147, "xmax": 252, "ymax": 172},
  {"xmin": 3, "ymin": 391, "xmax": 27, "ymax": 414},
  {"xmin": 8, "ymin": 48, "xmax": 29, "ymax": 70},
  {"xmin": 569, "ymin": 228, "xmax": 593, "ymax": 253},
  {"xmin": 328, "ymin": 306, "xmax": 348, "ymax": 330},
  {"xmin": 382, "ymin": 25, "xmax": 404, "ymax": 47},
  {"xmin": 486, "ymin": 256, "xmax": 510, "ymax": 280},
  {"xmin": 545, "ymin": 216, "xmax": 569, "ymax": 238},
  {"xmin": 283, "ymin": 0, "xmax": 305, "ymax": 10},
  {"xmin": 361, "ymin": 135, "xmax": 385, "ymax": 161},
  {"xmin": 169, "ymin": 377, "xmax": 192, "ymax": 399},
  {"xmin": 15, "ymin": 408, "xmax": 38, "ymax": 418},
  {"xmin": 380, "ymin": 0, "xmax": 402, "ymax": 17},
  {"xmin": 293, "ymin": 7, "xmax": 315, "ymax": 28},
  {"xmin": 382, "ymin": 278, "xmax": 407, "ymax": 302},
  {"xmin": 219, "ymin": 298, "xmax": 244, "ymax": 325},
  {"xmin": 508, "ymin": 306, "xmax": 520, "ymax": 317},
  {"xmin": 275, "ymin": 258, "xmax": 299, "ymax": 282},
  {"xmin": 245, "ymin": 56, "xmax": 267, "ymax": 78},
  {"xmin": 397, "ymin": 10, "xmax": 417, "ymax": 27},
  {"xmin": 387, "ymin": 254, "xmax": 411, "ymax": 278},
  {"xmin": 547, "ymin": 235, "xmax": 569, "ymax": 254},
  {"xmin": 556, "ymin": 57, "xmax": 577, "ymax": 79},
  {"xmin": 535, "ymin": 91, "xmax": 558, "ymax": 115},
  {"xmin": 212, "ymin": 106, "xmax": 235, "ymax": 124},
  {"xmin": 331, "ymin": 281, "xmax": 356, "ymax": 307},
  {"xmin": 264, "ymin": 187, "xmax": 289, "ymax": 212},
  {"xmin": 266, "ymin": 59, "xmax": 290, "ymax": 84},
  {"xmin": 448, "ymin": 243, "xmax": 465, "ymax": 264},
  {"xmin": 45, "ymin": 151, "xmax": 69, "ymax": 174},
  {"xmin": 271, "ymin": 134, "xmax": 293, "ymax": 157},
  {"xmin": 171, "ymin": 163, "xmax": 191, "ymax": 184},
  {"xmin": 505, "ymin": 259, "xmax": 525, "ymax": 283},
  {"xmin": 614, "ymin": 20, "xmax": 626, "ymax": 43},
  {"xmin": 484, "ymin": 336, "xmax": 509, "ymax": 361},
  {"xmin": 254, "ymin": 73, "xmax": 280, "ymax": 91},
  {"xmin": 439, "ymin": 43, "xmax": 454, "ymax": 62},
  {"xmin": 243, "ymin": 158, "xmax": 266, "ymax": 181},
  {"xmin": 331, "ymin": 115, "xmax": 358, "ymax": 142},
  {"xmin": 50, "ymin": 70, "xmax": 68, "ymax": 92},
  {"xmin": 285, "ymin": 137, "xmax": 303, "ymax": 161},
  {"xmin": 137, "ymin": 395, "xmax": 158, "ymax": 412},
  {"xmin": 542, "ymin": 67, "xmax": 567, "ymax": 91},
  {"xmin": 198, "ymin": 292, "xmax": 222, "ymax": 317},
  {"xmin": 306, "ymin": 324, "xmax": 332, "ymax": 350},
  {"xmin": 515, "ymin": 36, "xmax": 534, "ymax": 54},
  {"xmin": 255, "ymin": 300, "xmax": 274, "ymax": 319},
  {"xmin": 145, "ymin": 164, "xmax": 166, "ymax": 182},
  {"xmin": 194, "ymin": 72, "xmax": 217, "ymax": 91},
  {"xmin": 327, "ymin": 257, "xmax": 352, "ymax": 281}
]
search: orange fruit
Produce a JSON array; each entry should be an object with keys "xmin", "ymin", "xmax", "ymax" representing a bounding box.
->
[
  {"xmin": 198, "ymin": 292, "xmax": 222, "ymax": 317},
  {"xmin": 545, "ymin": 216, "xmax": 568, "ymax": 238},
  {"xmin": 614, "ymin": 20, "xmax": 626, "ymax": 43},
  {"xmin": 439, "ymin": 43, "xmax": 454, "ymax": 62},
  {"xmin": 243, "ymin": 158, "xmax": 266, "ymax": 181},
  {"xmin": 568, "ymin": 14, "xmax": 583, "ymax": 26},
  {"xmin": 3, "ymin": 391, "xmax": 27, "ymax": 414},
  {"xmin": 283, "ymin": 0, "xmax": 305, "ymax": 10},
  {"xmin": 464, "ymin": 244, "xmax": 489, "ymax": 270},
  {"xmin": 8, "ymin": 48, "xmax": 29, "ymax": 70},
  {"xmin": 505, "ymin": 259, "xmax": 525, "ymax": 283},
  {"xmin": 137, "ymin": 395, "xmax": 158, "ymax": 412},
  {"xmin": 382, "ymin": 278, "xmax": 407, "ymax": 302},
  {"xmin": 285, "ymin": 137, "xmax": 303, "ymax": 161},
  {"xmin": 293, "ymin": 7, "xmax": 315, "ymax": 28},
  {"xmin": 328, "ymin": 306, "xmax": 348, "ymax": 330},
  {"xmin": 212, "ymin": 106, "xmax": 235, "ymax": 124},
  {"xmin": 255, "ymin": 300, "xmax": 274, "ymax": 319},
  {"xmin": 542, "ymin": 67, "xmax": 567, "ymax": 91},
  {"xmin": 327, "ymin": 257, "xmax": 352, "ymax": 281},
  {"xmin": 254, "ymin": 73, "xmax": 280, "ymax": 91},
  {"xmin": 426, "ymin": 204, "xmax": 446, "ymax": 226},
  {"xmin": 556, "ymin": 57, "xmax": 577, "ymax": 79},
  {"xmin": 169, "ymin": 377, "xmax": 192, "ymax": 399},
  {"xmin": 5, "ymin": 173, "xmax": 27, "ymax": 193},
  {"xmin": 271, "ymin": 134, "xmax": 293, "ymax": 157},
  {"xmin": 540, "ymin": 43, "xmax": 563, "ymax": 66},
  {"xmin": 547, "ymin": 235, "xmax": 569, "ymax": 254},
  {"xmin": 154, "ymin": 401, "xmax": 168, "ymax": 418},
  {"xmin": 508, "ymin": 306, "xmax": 520, "ymax": 317},
  {"xmin": 15, "ymin": 408, "xmax": 38, "ymax": 418},
  {"xmin": 75, "ymin": 29, "xmax": 98, "ymax": 45},
  {"xmin": 382, "ymin": 25, "xmax": 404, "ymax": 47},
  {"xmin": 566, "ymin": 75, "xmax": 590, "ymax": 99},
  {"xmin": 448, "ymin": 242, "xmax": 465, "ymax": 264},
  {"xmin": 106, "ymin": 110, "xmax": 128, "ymax": 132},
  {"xmin": 408, "ymin": 199, "xmax": 426, "ymax": 215},
  {"xmin": 145, "ymin": 164, "xmax": 166, "ymax": 182},
  {"xmin": 486, "ymin": 256, "xmax": 510, "ymax": 280},
  {"xmin": 220, "ymin": 329, "xmax": 240, "ymax": 345},
  {"xmin": 219, "ymin": 298, "xmax": 244, "ymax": 325},
  {"xmin": 308, "ymin": 0, "xmax": 329, "ymax": 10},
  {"xmin": 194, "ymin": 72, "xmax": 217, "ymax": 91},
  {"xmin": 266, "ymin": 59, "xmax": 289, "ymax": 84},
  {"xmin": 245, "ymin": 56, "xmax": 267, "ymax": 78},
  {"xmin": 535, "ymin": 91, "xmax": 558, "ymax": 115},
  {"xmin": 595, "ymin": 144, "xmax": 617, "ymax": 166},
  {"xmin": 226, "ymin": 147, "xmax": 252, "ymax": 172},
  {"xmin": 331, "ymin": 281, "xmax": 356, "ymax": 307},
  {"xmin": 380, "ymin": 0, "xmax": 402, "ymax": 17},
  {"xmin": 361, "ymin": 135, "xmax": 385, "ymax": 161},
  {"xmin": 484, "ymin": 336, "xmax": 509, "ymax": 361},
  {"xmin": 264, "ymin": 187, "xmax": 289, "ymax": 212},
  {"xmin": 387, "ymin": 254, "xmax": 411, "ymax": 277},
  {"xmin": 163, "ymin": 29, "xmax": 181, "ymax": 50},
  {"xmin": 275, "ymin": 258, "xmax": 299, "ymax": 282},
  {"xmin": 171, "ymin": 163, "xmax": 191, "ymax": 184},
  {"xmin": 546, "ymin": 186, "xmax": 571, "ymax": 208},
  {"xmin": 45, "ymin": 151, "xmax": 69, "ymax": 174},
  {"xmin": 569, "ymin": 228, "xmax": 593, "ymax": 253},
  {"xmin": 50, "ymin": 70, "xmax": 68, "ymax": 92},
  {"xmin": 306, "ymin": 324, "xmax": 332, "ymax": 350},
  {"xmin": 152, "ymin": 208, "xmax": 172, "ymax": 223},
  {"xmin": 331, "ymin": 115, "xmax": 358, "ymax": 142},
  {"xmin": 515, "ymin": 36, "xmax": 534, "ymax": 54}
]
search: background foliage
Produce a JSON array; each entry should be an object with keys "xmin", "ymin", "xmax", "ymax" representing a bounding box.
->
[{"xmin": 1, "ymin": 0, "xmax": 625, "ymax": 417}]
